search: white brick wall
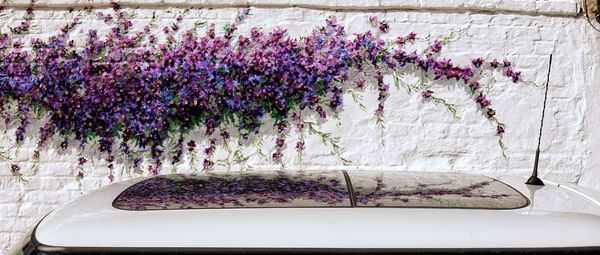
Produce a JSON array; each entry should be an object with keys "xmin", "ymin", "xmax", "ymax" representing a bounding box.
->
[{"xmin": 2, "ymin": 0, "xmax": 600, "ymax": 252}]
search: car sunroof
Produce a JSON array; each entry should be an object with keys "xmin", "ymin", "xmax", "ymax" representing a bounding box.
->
[
  {"xmin": 114, "ymin": 171, "xmax": 528, "ymax": 210},
  {"xmin": 347, "ymin": 171, "xmax": 529, "ymax": 209},
  {"xmin": 113, "ymin": 171, "xmax": 351, "ymax": 210}
]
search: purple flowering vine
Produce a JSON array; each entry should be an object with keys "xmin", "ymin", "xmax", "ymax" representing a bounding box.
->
[{"xmin": 0, "ymin": 3, "xmax": 524, "ymax": 179}]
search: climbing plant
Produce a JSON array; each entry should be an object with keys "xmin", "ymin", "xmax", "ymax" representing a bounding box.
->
[{"xmin": 0, "ymin": 1, "xmax": 524, "ymax": 181}]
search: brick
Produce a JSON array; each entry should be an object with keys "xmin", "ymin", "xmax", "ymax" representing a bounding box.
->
[{"xmin": 0, "ymin": 0, "xmax": 598, "ymax": 252}]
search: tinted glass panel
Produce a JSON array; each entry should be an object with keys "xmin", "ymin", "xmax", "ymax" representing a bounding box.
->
[
  {"xmin": 113, "ymin": 171, "xmax": 350, "ymax": 210},
  {"xmin": 348, "ymin": 171, "xmax": 528, "ymax": 209}
]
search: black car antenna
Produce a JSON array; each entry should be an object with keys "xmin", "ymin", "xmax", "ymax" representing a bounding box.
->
[{"xmin": 526, "ymin": 54, "xmax": 552, "ymax": 186}]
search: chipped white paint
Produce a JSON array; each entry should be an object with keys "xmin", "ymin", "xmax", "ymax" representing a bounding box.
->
[{"xmin": 2, "ymin": 0, "xmax": 600, "ymax": 252}]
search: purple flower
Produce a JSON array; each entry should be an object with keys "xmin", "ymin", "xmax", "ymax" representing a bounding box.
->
[
  {"xmin": 133, "ymin": 157, "xmax": 142, "ymax": 168},
  {"xmin": 203, "ymin": 159, "xmax": 214, "ymax": 170},
  {"xmin": 110, "ymin": 0, "xmax": 121, "ymax": 10},
  {"xmin": 395, "ymin": 37, "xmax": 406, "ymax": 45},
  {"xmin": 486, "ymin": 108, "xmax": 496, "ymax": 118},
  {"xmin": 490, "ymin": 59, "xmax": 499, "ymax": 68},
  {"xmin": 220, "ymin": 131, "xmax": 230, "ymax": 140},
  {"xmin": 476, "ymin": 94, "xmax": 491, "ymax": 108},
  {"xmin": 355, "ymin": 79, "xmax": 365, "ymax": 89},
  {"xmin": 60, "ymin": 139, "xmax": 68, "ymax": 150},
  {"xmin": 422, "ymin": 90, "xmax": 433, "ymax": 99},
  {"xmin": 496, "ymin": 124, "xmax": 505, "ymax": 134},
  {"xmin": 76, "ymin": 171, "xmax": 84, "ymax": 180},
  {"xmin": 33, "ymin": 150, "xmax": 40, "ymax": 159},
  {"xmin": 431, "ymin": 40, "xmax": 442, "ymax": 53},
  {"xmin": 471, "ymin": 57, "xmax": 484, "ymax": 68},
  {"xmin": 375, "ymin": 104, "xmax": 384, "ymax": 115},
  {"xmin": 10, "ymin": 164, "xmax": 20, "ymax": 176},
  {"xmin": 2, "ymin": 113, "xmax": 10, "ymax": 126},
  {"xmin": 368, "ymin": 16, "xmax": 378, "ymax": 25},
  {"xmin": 511, "ymin": 71, "xmax": 521, "ymax": 83},
  {"xmin": 276, "ymin": 137, "xmax": 285, "ymax": 147},
  {"xmin": 272, "ymin": 151, "xmax": 283, "ymax": 162},
  {"xmin": 378, "ymin": 21, "xmax": 390, "ymax": 33},
  {"xmin": 296, "ymin": 141, "xmax": 305, "ymax": 151},
  {"xmin": 187, "ymin": 140, "xmax": 196, "ymax": 152}
]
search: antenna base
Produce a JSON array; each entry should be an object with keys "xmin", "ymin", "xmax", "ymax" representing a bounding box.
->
[{"xmin": 525, "ymin": 176, "xmax": 544, "ymax": 186}]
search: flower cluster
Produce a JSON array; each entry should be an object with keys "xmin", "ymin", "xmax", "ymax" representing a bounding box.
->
[
  {"xmin": 0, "ymin": 4, "xmax": 523, "ymax": 178},
  {"xmin": 8, "ymin": 0, "xmax": 35, "ymax": 34}
]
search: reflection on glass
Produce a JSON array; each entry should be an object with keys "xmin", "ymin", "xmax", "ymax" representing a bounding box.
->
[
  {"xmin": 348, "ymin": 171, "xmax": 528, "ymax": 209},
  {"xmin": 114, "ymin": 171, "xmax": 351, "ymax": 210}
]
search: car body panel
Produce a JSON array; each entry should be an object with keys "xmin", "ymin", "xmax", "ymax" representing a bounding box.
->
[{"xmin": 33, "ymin": 172, "xmax": 600, "ymax": 249}]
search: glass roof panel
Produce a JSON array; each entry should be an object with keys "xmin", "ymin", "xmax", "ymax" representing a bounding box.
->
[
  {"xmin": 347, "ymin": 171, "xmax": 528, "ymax": 209},
  {"xmin": 114, "ymin": 171, "xmax": 351, "ymax": 210}
]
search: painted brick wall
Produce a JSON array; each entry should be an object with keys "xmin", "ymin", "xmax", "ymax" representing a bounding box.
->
[{"xmin": 1, "ymin": 0, "xmax": 600, "ymax": 252}]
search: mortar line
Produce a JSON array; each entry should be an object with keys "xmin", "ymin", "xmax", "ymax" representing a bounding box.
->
[{"xmin": 0, "ymin": 2, "xmax": 581, "ymax": 18}]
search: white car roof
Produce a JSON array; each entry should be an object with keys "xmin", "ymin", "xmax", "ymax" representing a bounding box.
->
[{"xmin": 33, "ymin": 171, "xmax": 600, "ymax": 249}]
